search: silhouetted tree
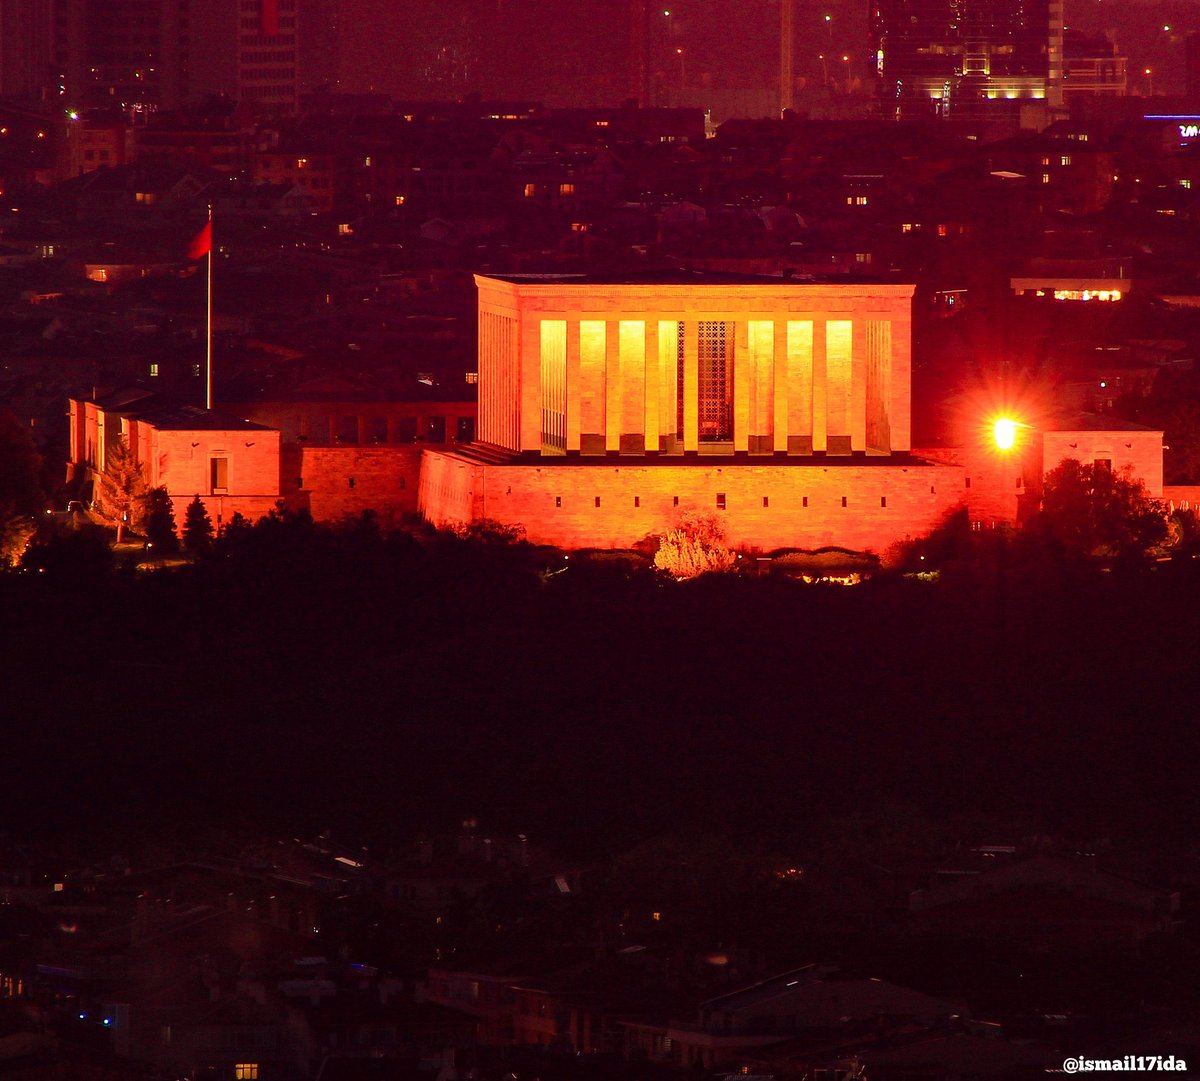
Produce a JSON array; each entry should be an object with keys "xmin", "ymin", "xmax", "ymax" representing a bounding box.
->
[
  {"xmin": 20, "ymin": 528, "xmax": 113, "ymax": 579},
  {"xmin": 182, "ymin": 496, "xmax": 213, "ymax": 555},
  {"xmin": 1030, "ymin": 458, "xmax": 1166, "ymax": 563},
  {"xmin": 0, "ymin": 409, "xmax": 42, "ymax": 513},
  {"xmin": 91, "ymin": 437, "xmax": 149, "ymax": 542},
  {"xmin": 143, "ymin": 487, "xmax": 179, "ymax": 554}
]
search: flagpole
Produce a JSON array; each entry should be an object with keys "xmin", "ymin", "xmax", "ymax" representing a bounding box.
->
[{"xmin": 205, "ymin": 203, "xmax": 213, "ymax": 410}]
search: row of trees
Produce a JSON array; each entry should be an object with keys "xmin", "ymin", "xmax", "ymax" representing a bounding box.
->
[
  {"xmin": 0, "ymin": 436, "xmax": 220, "ymax": 567},
  {"xmin": 3, "ymin": 431, "xmax": 1177, "ymax": 576},
  {"xmin": 91, "ymin": 439, "xmax": 220, "ymax": 555},
  {"xmin": 653, "ymin": 461, "xmax": 1177, "ymax": 580}
]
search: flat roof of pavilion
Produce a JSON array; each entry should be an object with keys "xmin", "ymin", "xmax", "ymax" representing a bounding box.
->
[{"xmin": 479, "ymin": 269, "xmax": 903, "ymax": 288}]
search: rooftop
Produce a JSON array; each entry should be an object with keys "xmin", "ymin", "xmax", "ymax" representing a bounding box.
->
[{"xmin": 480, "ymin": 270, "xmax": 907, "ymax": 288}]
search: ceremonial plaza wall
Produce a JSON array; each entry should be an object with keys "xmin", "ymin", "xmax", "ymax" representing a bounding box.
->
[{"xmin": 419, "ymin": 452, "xmax": 966, "ymax": 552}]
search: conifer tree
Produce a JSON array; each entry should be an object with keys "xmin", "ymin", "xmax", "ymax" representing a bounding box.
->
[
  {"xmin": 91, "ymin": 437, "xmax": 149, "ymax": 543},
  {"xmin": 182, "ymin": 495, "xmax": 214, "ymax": 555},
  {"xmin": 143, "ymin": 486, "xmax": 179, "ymax": 553}
]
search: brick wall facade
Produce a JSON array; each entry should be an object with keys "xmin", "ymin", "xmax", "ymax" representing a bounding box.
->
[
  {"xmin": 283, "ymin": 445, "xmax": 422, "ymax": 524},
  {"xmin": 1040, "ymin": 429, "xmax": 1164, "ymax": 496},
  {"xmin": 420, "ymin": 451, "xmax": 966, "ymax": 553}
]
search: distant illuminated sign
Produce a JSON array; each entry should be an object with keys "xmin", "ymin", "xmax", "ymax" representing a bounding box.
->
[{"xmin": 1145, "ymin": 116, "xmax": 1200, "ymax": 140}]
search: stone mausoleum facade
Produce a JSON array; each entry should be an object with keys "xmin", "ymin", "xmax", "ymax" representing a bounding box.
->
[{"xmin": 419, "ymin": 273, "xmax": 968, "ymax": 552}]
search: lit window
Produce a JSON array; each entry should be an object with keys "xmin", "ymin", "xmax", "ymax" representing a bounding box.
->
[
  {"xmin": 465, "ymin": 371, "xmax": 479, "ymax": 384},
  {"xmin": 936, "ymin": 224, "xmax": 947, "ymax": 237},
  {"xmin": 210, "ymin": 457, "xmax": 229, "ymax": 494},
  {"xmin": 395, "ymin": 194, "xmax": 405, "ymax": 205},
  {"xmin": 1060, "ymin": 155, "xmax": 1071, "ymax": 166},
  {"xmin": 338, "ymin": 223, "xmax": 352, "ymax": 235},
  {"xmin": 1182, "ymin": 179, "xmax": 1192, "ymax": 190},
  {"xmin": 1041, "ymin": 156, "xmax": 1050, "ymax": 166},
  {"xmin": 524, "ymin": 183, "xmax": 536, "ymax": 198},
  {"xmin": 235, "ymin": 1067, "xmax": 259, "ymax": 1081},
  {"xmin": 1042, "ymin": 173, "xmax": 1050, "ymax": 184},
  {"xmin": 901, "ymin": 223, "xmax": 913, "ymax": 233},
  {"xmin": 296, "ymin": 157, "xmax": 307, "ymax": 168},
  {"xmin": 149, "ymin": 362, "xmax": 159, "ymax": 377},
  {"xmin": 854, "ymin": 195, "xmax": 868, "ymax": 205},
  {"xmin": 559, "ymin": 183, "xmax": 575, "ymax": 196},
  {"xmin": 364, "ymin": 155, "xmax": 372, "ymax": 166}
]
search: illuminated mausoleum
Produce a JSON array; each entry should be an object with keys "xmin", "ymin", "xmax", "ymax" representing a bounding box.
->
[{"xmin": 418, "ymin": 272, "xmax": 967, "ymax": 552}]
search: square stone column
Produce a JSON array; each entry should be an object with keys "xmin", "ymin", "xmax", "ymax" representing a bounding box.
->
[
  {"xmin": 683, "ymin": 321, "xmax": 698, "ymax": 452},
  {"xmin": 566, "ymin": 320, "xmax": 581, "ymax": 452}
]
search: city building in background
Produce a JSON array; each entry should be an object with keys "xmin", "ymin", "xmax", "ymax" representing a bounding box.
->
[
  {"xmin": 0, "ymin": 0, "xmax": 54, "ymax": 101},
  {"xmin": 870, "ymin": 0, "xmax": 1064, "ymax": 120},
  {"xmin": 0, "ymin": 0, "xmax": 337, "ymax": 116},
  {"xmin": 1061, "ymin": 29, "xmax": 1127, "ymax": 103}
]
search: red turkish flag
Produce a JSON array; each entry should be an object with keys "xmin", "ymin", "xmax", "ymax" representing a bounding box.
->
[{"xmin": 187, "ymin": 221, "xmax": 211, "ymax": 260}]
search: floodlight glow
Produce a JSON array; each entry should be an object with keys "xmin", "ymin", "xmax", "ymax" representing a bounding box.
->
[{"xmin": 993, "ymin": 417, "xmax": 1017, "ymax": 450}]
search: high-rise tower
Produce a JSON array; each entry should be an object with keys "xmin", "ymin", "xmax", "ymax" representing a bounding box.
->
[
  {"xmin": 629, "ymin": 0, "xmax": 652, "ymax": 107},
  {"xmin": 870, "ymin": 0, "xmax": 1063, "ymax": 119},
  {"xmin": 780, "ymin": 0, "xmax": 795, "ymax": 114}
]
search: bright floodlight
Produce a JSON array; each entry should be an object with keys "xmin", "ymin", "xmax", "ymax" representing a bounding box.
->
[{"xmin": 993, "ymin": 417, "xmax": 1017, "ymax": 450}]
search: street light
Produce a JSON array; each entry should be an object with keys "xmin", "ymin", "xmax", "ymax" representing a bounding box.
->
[
  {"xmin": 842, "ymin": 54, "xmax": 851, "ymax": 89},
  {"xmin": 818, "ymin": 52, "xmax": 828, "ymax": 87},
  {"xmin": 676, "ymin": 47, "xmax": 686, "ymax": 87},
  {"xmin": 993, "ymin": 417, "xmax": 1018, "ymax": 450},
  {"xmin": 1145, "ymin": 67, "xmax": 1154, "ymax": 96}
]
